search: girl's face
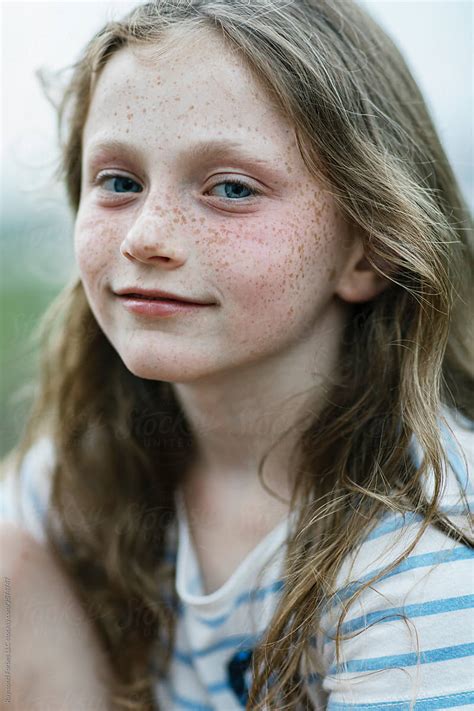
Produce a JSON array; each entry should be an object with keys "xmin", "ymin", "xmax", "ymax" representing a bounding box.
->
[{"xmin": 75, "ymin": 33, "xmax": 354, "ymax": 383}]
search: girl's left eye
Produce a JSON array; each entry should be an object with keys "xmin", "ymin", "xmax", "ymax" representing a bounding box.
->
[
  {"xmin": 95, "ymin": 174, "xmax": 143, "ymax": 194},
  {"xmin": 207, "ymin": 179, "xmax": 261, "ymax": 200}
]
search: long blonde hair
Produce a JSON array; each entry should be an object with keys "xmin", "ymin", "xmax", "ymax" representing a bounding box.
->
[{"xmin": 3, "ymin": 1, "xmax": 473, "ymax": 708}]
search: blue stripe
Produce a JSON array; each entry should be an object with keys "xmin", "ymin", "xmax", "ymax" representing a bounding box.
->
[
  {"xmin": 365, "ymin": 511, "xmax": 424, "ymax": 541},
  {"xmin": 328, "ymin": 641, "xmax": 474, "ymax": 675},
  {"xmin": 191, "ymin": 579, "xmax": 285, "ymax": 628},
  {"xmin": 366, "ymin": 503, "xmax": 473, "ymax": 543},
  {"xmin": 327, "ymin": 689, "xmax": 474, "ymax": 710},
  {"xmin": 323, "ymin": 546, "xmax": 474, "ymax": 614},
  {"xmin": 173, "ymin": 633, "xmax": 260, "ymax": 665},
  {"xmin": 440, "ymin": 502, "xmax": 474, "ymax": 515},
  {"xmin": 207, "ymin": 680, "xmax": 231, "ymax": 694},
  {"xmin": 323, "ymin": 594, "xmax": 474, "ymax": 645},
  {"xmin": 173, "ymin": 648, "xmax": 195, "ymax": 666}
]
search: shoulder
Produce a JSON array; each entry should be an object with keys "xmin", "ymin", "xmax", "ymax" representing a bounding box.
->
[
  {"xmin": 0, "ymin": 436, "xmax": 56, "ymax": 544},
  {"xmin": 335, "ymin": 405, "xmax": 473, "ymax": 593},
  {"xmin": 309, "ymin": 525, "xmax": 473, "ymax": 706},
  {"xmin": 302, "ymin": 407, "xmax": 474, "ymax": 707}
]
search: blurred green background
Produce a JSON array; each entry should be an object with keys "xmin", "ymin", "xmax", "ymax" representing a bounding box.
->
[{"xmin": 1, "ymin": 208, "xmax": 75, "ymax": 458}]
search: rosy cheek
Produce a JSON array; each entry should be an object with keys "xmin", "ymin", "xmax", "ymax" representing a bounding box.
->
[
  {"xmin": 74, "ymin": 214, "xmax": 121, "ymax": 283},
  {"xmin": 200, "ymin": 206, "xmax": 336, "ymax": 309},
  {"xmin": 200, "ymin": 219, "xmax": 292, "ymax": 301}
]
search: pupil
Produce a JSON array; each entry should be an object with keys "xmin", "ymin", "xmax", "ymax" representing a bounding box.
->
[
  {"xmin": 116, "ymin": 177, "xmax": 140, "ymax": 193},
  {"xmin": 226, "ymin": 183, "xmax": 249, "ymax": 198}
]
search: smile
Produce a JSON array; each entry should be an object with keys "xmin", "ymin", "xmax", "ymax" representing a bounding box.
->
[{"xmin": 117, "ymin": 294, "xmax": 215, "ymax": 318}]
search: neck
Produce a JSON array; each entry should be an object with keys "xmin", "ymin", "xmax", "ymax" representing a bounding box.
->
[{"xmin": 172, "ymin": 302, "xmax": 346, "ymax": 499}]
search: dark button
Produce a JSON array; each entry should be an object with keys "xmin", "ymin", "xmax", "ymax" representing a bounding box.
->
[{"xmin": 227, "ymin": 648, "xmax": 254, "ymax": 706}]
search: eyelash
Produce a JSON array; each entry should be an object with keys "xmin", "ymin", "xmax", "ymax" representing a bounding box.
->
[{"xmin": 92, "ymin": 172, "xmax": 262, "ymax": 201}]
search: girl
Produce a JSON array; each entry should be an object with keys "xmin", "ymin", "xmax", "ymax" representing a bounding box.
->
[{"xmin": 1, "ymin": 0, "xmax": 473, "ymax": 709}]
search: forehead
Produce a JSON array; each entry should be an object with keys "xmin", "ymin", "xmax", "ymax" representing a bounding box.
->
[{"xmin": 82, "ymin": 30, "xmax": 297, "ymax": 160}]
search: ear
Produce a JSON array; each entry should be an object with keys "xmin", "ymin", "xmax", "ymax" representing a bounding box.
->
[{"xmin": 335, "ymin": 235, "xmax": 392, "ymax": 304}]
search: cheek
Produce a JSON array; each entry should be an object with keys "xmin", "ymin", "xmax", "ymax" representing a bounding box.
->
[
  {"xmin": 204, "ymin": 199, "xmax": 345, "ymax": 317},
  {"xmin": 73, "ymin": 213, "xmax": 121, "ymax": 289}
]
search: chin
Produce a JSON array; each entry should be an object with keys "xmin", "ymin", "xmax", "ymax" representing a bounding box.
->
[{"xmin": 117, "ymin": 349, "xmax": 216, "ymax": 384}]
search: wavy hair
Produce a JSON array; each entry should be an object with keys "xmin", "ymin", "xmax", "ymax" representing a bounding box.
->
[{"xmin": 3, "ymin": 0, "xmax": 473, "ymax": 708}]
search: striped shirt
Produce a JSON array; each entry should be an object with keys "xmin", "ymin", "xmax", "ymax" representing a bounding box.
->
[{"xmin": 1, "ymin": 406, "xmax": 473, "ymax": 709}]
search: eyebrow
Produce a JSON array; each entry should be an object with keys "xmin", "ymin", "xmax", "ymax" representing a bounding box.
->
[{"xmin": 84, "ymin": 137, "xmax": 280, "ymax": 172}]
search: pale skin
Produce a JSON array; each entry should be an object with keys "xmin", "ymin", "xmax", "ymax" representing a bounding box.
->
[{"xmin": 5, "ymin": 27, "xmax": 388, "ymax": 701}]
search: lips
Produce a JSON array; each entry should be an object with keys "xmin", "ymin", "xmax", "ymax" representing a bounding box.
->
[
  {"xmin": 114, "ymin": 288, "xmax": 215, "ymax": 305},
  {"xmin": 117, "ymin": 292, "xmax": 213, "ymax": 318},
  {"xmin": 126, "ymin": 294, "xmax": 181, "ymax": 302}
]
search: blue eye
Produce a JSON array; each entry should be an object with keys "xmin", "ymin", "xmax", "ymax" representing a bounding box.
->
[
  {"xmin": 209, "ymin": 180, "xmax": 259, "ymax": 200},
  {"xmin": 93, "ymin": 173, "xmax": 260, "ymax": 202},
  {"xmin": 99, "ymin": 175, "xmax": 142, "ymax": 193}
]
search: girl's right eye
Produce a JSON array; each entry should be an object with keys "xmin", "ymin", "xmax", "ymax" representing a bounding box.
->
[{"xmin": 94, "ymin": 173, "xmax": 143, "ymax": 195}]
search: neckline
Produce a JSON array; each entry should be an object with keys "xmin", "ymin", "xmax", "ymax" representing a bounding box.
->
[{"xmin": 174, "ymin": 487, "xmax": 298, "ymax": 608}]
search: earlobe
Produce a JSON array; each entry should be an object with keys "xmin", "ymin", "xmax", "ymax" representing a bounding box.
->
[{"xmin": 335, "ymin": 240, "xmax": 392, "ymax": 304}]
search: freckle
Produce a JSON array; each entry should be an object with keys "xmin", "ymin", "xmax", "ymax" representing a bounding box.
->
[
  {"xmin": 142, "ymin": 108, "xmax": 147, "ymax": 114},
  {"xmin": 127, "ymin": 113, "xmax": 133, "ymax": 120}
]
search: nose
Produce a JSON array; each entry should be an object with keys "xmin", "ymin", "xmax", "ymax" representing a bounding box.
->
[{"xmin": 120, "ymin": 211, "xmax": 187, "ymax": 268}]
